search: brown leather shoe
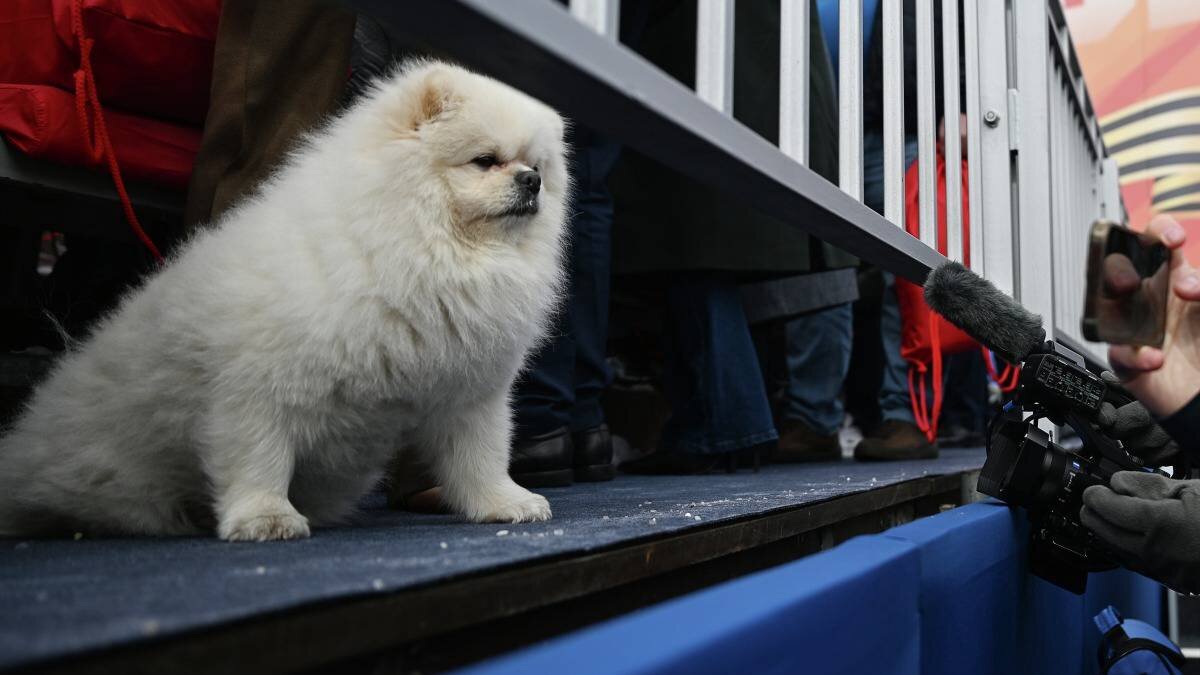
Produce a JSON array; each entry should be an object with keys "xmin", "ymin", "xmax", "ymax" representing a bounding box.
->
[
  {"xmin": 854, "ymin": 420, "xmax": 938, "ymax": 461},
  {"xmin": 774, "ymin": 419, "xmax": 841, "ymax": 463}
]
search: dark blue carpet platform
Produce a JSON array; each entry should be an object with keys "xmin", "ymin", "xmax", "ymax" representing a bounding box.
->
[
  {"xmin": 0, "ymin": 450, "xmax": 986, "ymax": 673},
  {"xmin": 466, "ymin": 501, "xmax": 1161, "ymax": 675}
]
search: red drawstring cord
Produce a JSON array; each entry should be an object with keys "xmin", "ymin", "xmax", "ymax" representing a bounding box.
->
[
  {"xmin": 908, "ymin": 312, "xmax": 946, "ymax": 443},
  {"xmin": 981, "ymin": 346, "xmax": 1021, "ymax": 393},
  {"xmin": 928, "ymin": 314, "xmax": 944, "ymax": 442},
  {"xmin": 70, "ymin": 0, "xmax": 163, "ymax": 263}
]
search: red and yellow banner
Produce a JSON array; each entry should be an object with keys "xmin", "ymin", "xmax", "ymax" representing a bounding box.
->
[{"xmin": 1066, "ymin": 0, "xmax": 1200, "ymax": 259}]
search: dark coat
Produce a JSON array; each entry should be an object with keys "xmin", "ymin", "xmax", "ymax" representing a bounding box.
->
[{"xmin": 609, "ymin": 0, "xmax": 856, "ymax": 277}]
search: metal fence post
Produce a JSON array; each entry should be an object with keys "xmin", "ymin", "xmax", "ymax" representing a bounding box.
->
[
  {"xmin": 915, "ymin": 0, "xmax": 938, "ymax": 248},
  {"xmin": 962, "ymin": 0, "xmax": 982, "ymax": 270},
  {"xmin": 1101, "ymin": 157, "xmax": 1121, "ymax": 223},
  {"xmin": 839, "ymin": 0, "xmax": 864, "ymax": 200},
  {"xmin": 882, "ymin": 0, "xmax": 905, "ymax": 228},
  {"xmin": 941, "ymin": 0, "xmax": 963, "ymax": 262},
  {"xmin": 697, "ymin": 0, "xmax": 736, "ymax": 113},
  {"xmin": 780, "ymin": 0, "xmax": 809, "ymax": 164},
  {"xmin": 971, "ymin": 0, "xmax": 1016, "ymax": 294},
  {"xmin": 1013, "ymin": 0, "xmax": 1055, "ymax": 335},
  {"xmin": 569, "ymin": 0, "xmax": 620, "ymax": 38}
]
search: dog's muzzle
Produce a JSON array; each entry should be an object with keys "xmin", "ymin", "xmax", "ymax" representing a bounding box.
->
[{"xmin": 502, "ymin": 170, "xmax": 541, "ymax": 217}]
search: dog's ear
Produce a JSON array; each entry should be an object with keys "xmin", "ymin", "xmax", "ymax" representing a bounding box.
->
[{"xmin": 406, "ymin": 68, "xmax": 459, "ymax": 132}]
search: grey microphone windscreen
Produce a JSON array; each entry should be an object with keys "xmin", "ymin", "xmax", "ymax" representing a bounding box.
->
[{"xmin": 923, "ymin": 262, "xmax": 1046, "ymax": 364}]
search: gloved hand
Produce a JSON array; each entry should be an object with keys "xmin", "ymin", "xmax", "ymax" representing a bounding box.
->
[
  {"xmin": 1097, "ymin": 398, "xmax": 1180, "ymax": 466},
  {"xmin": 1082, "ymin": 471, "xmax": 1200, "ymax": 593}
]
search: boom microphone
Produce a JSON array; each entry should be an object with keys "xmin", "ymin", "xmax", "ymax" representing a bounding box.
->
[{"xmin": 923, "ymin": 261, "xmax": 1046, "ymax": 364}]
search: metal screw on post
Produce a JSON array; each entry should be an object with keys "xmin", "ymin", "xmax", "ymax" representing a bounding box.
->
[{"xmin": 984, "ymin": 110, "xmax": 1000, "ymax": 127}]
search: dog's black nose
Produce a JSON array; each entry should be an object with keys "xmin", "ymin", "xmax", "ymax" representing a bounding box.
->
[{"xmin": 515, "ymin": 170, "xmax": 541, "ymax": 193}]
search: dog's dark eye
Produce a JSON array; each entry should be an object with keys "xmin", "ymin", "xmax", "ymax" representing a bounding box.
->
[{"xmin": 472, "ymin": 154, "xmax": 498, "ymax": 169}]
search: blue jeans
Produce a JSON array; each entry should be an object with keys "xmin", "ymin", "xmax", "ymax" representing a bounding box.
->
[
  {"xmin": 660, "ymin": 275, "xmax": 778, "ymax": 455},
  {"xmin": 514, "ymin": 129, "xmax": 621, "ymax": 437},
  {"xmin": 866, "ymin": 133, "xmax": 922, "ymax": 423},
  {"xmin": 784, "ymin": 302, "xmax": 853, "ymax": 435},
  {"xmin": 783, "ymin": 132, "xmax": 920, "ymax": 431}
]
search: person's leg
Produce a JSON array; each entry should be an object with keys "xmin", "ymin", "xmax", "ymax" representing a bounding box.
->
[
  {"xmin": 649, "ymin": 275, "xmax": 777, "ymax": 466},
  {"xmin": 509, "ymin": 235, "xmax": 578, "ymax": 488},
  {"xmin": 568, "ymin": 129, "xmax": 621, "ymax": 435},
  {"xmin": 875, "ymin": 269, "xmax": 918, "ymax": 425},
  {"xmin": 185, "ymin": 0, "xmax": 355, "ymax": 229},
  {"xmin": 878, "ymin": 135, "xmax": 930, "ymax": 429},
  {"xmin": 855, "ymin": 135, "xmax": 937, "ymax": 460},
  {"xmin": 776, "ymin": 303, "xmax": 852, "ymax": 461},
  {"xmin": 512, "ymin": 325, "xmax": 577, "ymax": 438},
  {"xmin": 868, "ymin": 135, "xmax": 922, "ymax": 426},
  {"xmin": 937, "ymin": 351, "xmax": 990, "ymax": 447},
  {"xmin": 567, "ymin": 128, "xmax": 622, "ymax": 481},
  {"xmin": 512, "ymin": 129, "xmax": 622, "ymax": 485}
]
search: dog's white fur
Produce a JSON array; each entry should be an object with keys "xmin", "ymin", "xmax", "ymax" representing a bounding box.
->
[{"xmin": 0, "ymin": 61, "xmax": 569, "ymax": 541}]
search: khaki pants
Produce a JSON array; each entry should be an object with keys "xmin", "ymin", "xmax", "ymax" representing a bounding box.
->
[{"xmin": 184, "ymin": 0, "xmax": 355, "ymax": 229}]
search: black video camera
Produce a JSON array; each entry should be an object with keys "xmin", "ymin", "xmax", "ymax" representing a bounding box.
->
[
  {"xmin": 922, "ymin": 261, "xmax": 1182, "ymax": 594},
  {"xmin": 977, "ymin": 340, "xmax": 1162, "ymax": 594}
]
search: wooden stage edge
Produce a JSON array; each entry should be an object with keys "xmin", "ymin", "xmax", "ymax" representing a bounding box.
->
[{"xmin": 24, "ymin": 471, "xmax": 979, "ymax": 675}]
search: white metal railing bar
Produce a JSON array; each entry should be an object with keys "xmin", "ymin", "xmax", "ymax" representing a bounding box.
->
[
  {"xmin": 941, "ymin": 0, "xmax": 963, "ymax": 263},
  {"xmin": 1046, "ymin": 53, "xmax": 1105, "ymax": 358},
  {"xmin": 1045, "ymin": 0, "xmax": 1104, "ymax": 159},
  {"xmin": 360, "ymin": 0, "xmax": 1122, "ymax": 343},
  {"xmin": 358, "ymin": 0, "xmax": 950, "ymax": 277},
  {"xmin": 779, "ymin": 0, "xmax": 809, "ymax": 164},
  {"xmin": 1014, "ymin": 0, "xmax": 1056, "ymax": 336},
  {"xmin": 838, "ymin": 0, "xmax": 863, "ymax": 200},
  {"xmin": 915, "ymin": 0, "xmax": 937, "ymax": 248},
  {"xmin": 972, "ymin": 0, "xmax": 1015, "ymax": 295},
  {"xmin": 696, "ymin": 0, "xmax": 735, "ymax": 114},
  {"xmin": 1101, "ymin": 158, "xmax": 1121, "ymax": 223},
  {"xmin": 882, "ymin": 0, "xmax": 905, "ymax": 228},
  {"xmin": 569, "ymin": 0, "xmax": 619, "ymax": 39},
  {"xmin": 1049, "ymin": 68, "xmax": 1069, "ymax": 338},
  {"xmin": 962, "ymin": 0, "xmax": 983, "ymax": 270}
]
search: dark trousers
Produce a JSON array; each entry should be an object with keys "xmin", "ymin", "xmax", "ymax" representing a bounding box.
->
[
  {"xmin": 659, "ymin": 275, "xmax": 778, "ymax": 455},
  {"xmin": 514, "ymin": 130, "xmax": 621, "ymax": 438},
  {"xmin": 940, "ymin": 351, "xmax": 990, "ymax": 433}
]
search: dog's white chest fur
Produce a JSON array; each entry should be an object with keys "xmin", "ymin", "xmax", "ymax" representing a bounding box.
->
[{"xmin": 0, "ymin": 61, "xmax": 569, "ymax": 540}]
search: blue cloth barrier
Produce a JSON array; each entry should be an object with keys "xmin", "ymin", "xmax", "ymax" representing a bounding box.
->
[
  {"xmin": 881, "ymin": 501, "xmax": 1026, "ymax": 674},
  {"xmin": 467, "ymin": 502, "xmax": 1161, "ymax": 675},
  {"xmin": 461, "ymin": 537, "xmax": 922, "ymax": 675}
]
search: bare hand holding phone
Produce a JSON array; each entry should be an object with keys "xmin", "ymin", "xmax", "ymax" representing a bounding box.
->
[{"xmin": 1108, "ymin": 215, "xmax": 1200, "ymax": 417}]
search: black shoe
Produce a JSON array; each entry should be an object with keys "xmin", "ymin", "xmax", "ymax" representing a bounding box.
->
[
  {"xmin": 571, "ymin": 425, "xmax": 616, "ymax": 482},
  {"xmin": 510, "ymin": 427, "xmax": 574, "ymax": 487}
]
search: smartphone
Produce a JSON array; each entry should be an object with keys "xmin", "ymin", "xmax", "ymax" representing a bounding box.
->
[{"xmin": 1081, "ymin": 219, "xmax": 1170, "ymax": 347}]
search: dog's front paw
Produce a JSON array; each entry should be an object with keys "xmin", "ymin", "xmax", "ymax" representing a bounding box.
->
[
  {"xmin": 221, "ymin": 512, "xmax": 311, "ymax": 541},
  {"xmin": 219, "ymin": 498, "xmax": 311, "ymax": 541},
  {"xmin": 465, "ymin": 486, "xmax": 552, "ymax": 523}
]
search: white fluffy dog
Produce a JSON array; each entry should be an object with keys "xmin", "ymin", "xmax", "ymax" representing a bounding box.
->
[{"xmin": 0, "ymin": 61, "xmax": 569, "ymax": 541}]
